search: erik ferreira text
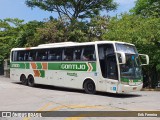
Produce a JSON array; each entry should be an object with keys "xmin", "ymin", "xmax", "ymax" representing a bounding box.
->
[{"xmin": 138, "ymin": 112, "xmax": 158, "ymax": 117}]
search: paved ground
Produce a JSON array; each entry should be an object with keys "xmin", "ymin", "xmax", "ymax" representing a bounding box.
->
[{"xmin": 0, "ymin": 76, "xmax": 159, "ymax": 120}]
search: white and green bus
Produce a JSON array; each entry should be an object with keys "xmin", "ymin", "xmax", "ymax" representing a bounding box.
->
[{"xmin": 10, "ymin": 41, "xmax": 149, "ymax": 94}]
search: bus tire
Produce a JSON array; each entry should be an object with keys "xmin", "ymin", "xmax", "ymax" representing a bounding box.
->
[
  {"xmin": 20, "ymin": 74, "xmax": 28, "ymax": 85},
  {"xmin": 84, "ymin": 80, "xmax": 96, "ymax": 94},
  {"xmin": 28, "ymin": 75, "xmax": 35, "ymax": 87}
]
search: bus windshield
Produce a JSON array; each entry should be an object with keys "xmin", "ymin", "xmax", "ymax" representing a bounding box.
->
[
  {"xmin": 116, "ymin": 43, "xmax": 142, "ymax": 80},
  {"xmin": 120, "ymin": 54, "xmax": 142, "ymax": 79}
]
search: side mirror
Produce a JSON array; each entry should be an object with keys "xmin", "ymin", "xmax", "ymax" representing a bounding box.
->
[
  {"xmin": 116, "ymin": 52, "xmax": 126, "ymax": 64},
  {"xmin": 139, "ymin": 54, "xmax": 149, "ymax": 66}
]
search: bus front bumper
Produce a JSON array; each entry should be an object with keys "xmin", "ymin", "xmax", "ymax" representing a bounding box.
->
[{"xmin": 117, "ymin": 83, "xmax": 143, "ymax": 93}]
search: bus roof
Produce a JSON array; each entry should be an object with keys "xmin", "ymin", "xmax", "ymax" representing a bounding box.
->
[{"xmin": 11, "ymin": 41, "xmax": 135, "ymax": 51}]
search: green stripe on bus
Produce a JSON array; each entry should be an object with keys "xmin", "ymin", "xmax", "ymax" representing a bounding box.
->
[
  {"xmin": 39, "ymin": 70, "xmax": 45, "ymax": 78},
  {"xmin": 36, "ymin": 63, "xmax": 42, "ymax": 69},
  {"xmin": 25, "ymin": 63, "xmax": 30, "ymax": 69},
  {"xmin": 10, "ymin": 62, "xmax": 96, "ymax": 72},
  {"xmin": 121, "ymin": 78, "xmax": 143, "ymax": 82},
  {"xmin": 48, "ymin": 63, "xmax": 60, "ymax": 70},
  {"xmin": 10, "ymin": 63, "xmax": 30, "ymax": 69},
  {"xmin": 90, "ymin": 62, "xmax": 96, "ymax": 71}
]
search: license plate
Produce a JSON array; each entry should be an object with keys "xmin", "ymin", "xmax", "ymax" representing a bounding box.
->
[{"xmin": 129, "ymin": 80, "xmax": 136, "ymax": 86}]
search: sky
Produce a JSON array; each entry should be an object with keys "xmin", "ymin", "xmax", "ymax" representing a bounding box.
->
[{"xmin": 0, "ymin": 0, "xmax": 137, "ymax": 22}]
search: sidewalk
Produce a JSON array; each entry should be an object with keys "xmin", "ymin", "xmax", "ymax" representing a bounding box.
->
[
  {"xmin": 141, "ymin": 88, "xmax": 160, "ymax": 91},
  {"xmin": 0, "ymin": 75, "xmax": 11, "ymax": 80}
]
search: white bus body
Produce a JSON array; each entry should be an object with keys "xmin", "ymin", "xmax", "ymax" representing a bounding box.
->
[{"xmin": 10, "ymin": 41, "xmax": 149, "ymax": 94}]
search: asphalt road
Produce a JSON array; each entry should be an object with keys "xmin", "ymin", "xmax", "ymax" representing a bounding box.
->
[{"xmin": 0, "ymin": 76, "xmax": 159, "ymax": 120}]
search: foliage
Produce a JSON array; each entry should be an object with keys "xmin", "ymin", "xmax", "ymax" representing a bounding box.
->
[
  {"xmin": 0, "ymin": 18, "xmax": 43, "ymax": 64},
  {"xmin": 0, "ymin": 18, "xmax": 24, "ymax": 62},
  {"xmin": 26, "ymin": 19, "xmax": 66, "ymax": 46},
  {"xmin": 131, "ymin": 0, "xmax": 160, "ymax": 18},
  {"xmin": 87, "ymin": 15, "xmax": 109, "ymax": 41},
  {"xmin": 67, "ymin": 22, "xmax": 88, "ymax": 42},
  {"xmin": 27, "ymin": 18, "xmax": 90, "ymax": 46},
  {"xmin": 18, "ymin": 20, "xmax": 43, "ymax": 47},
  {"xmin": 25, "ymin": 0, "xmax": 117, "ymax": 22}
]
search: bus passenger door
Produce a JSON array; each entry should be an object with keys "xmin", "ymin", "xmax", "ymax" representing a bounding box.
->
[
  {"xmin": 98, "ymin": 44, "xmax": 118, "ymax": 93},
  {"xmin": 105, "ymin": 54, "xmax": 118, "ymax": 93},
  {"xmin": 105, "ymin": 54, "xmax": 118, "ymax": 80}
]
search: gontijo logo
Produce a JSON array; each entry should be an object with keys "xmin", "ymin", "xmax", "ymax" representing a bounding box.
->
[
  {"xmin": 61, "ymin": 64, "xmax": 86, "ymax": 70},
  {"xmin": 60, "ymin": 62, "xmax": 94, "ymax": 72}
]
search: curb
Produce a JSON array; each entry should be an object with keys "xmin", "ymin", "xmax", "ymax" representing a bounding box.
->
[{"xmin": 141, "ymin": 88, "xmax": 160, "ymax": 91}]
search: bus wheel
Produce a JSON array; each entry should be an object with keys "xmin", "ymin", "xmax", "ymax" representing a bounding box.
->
[
  {"xmin": 28, "ymin": 75, "xmax": 35, "ymax": 87},
  {"xmin": 20, "ymin": 74, "xmax": 27, "ymax": 85},
  {"xmin": 84, "ymin": 80, "xmax": 96, "ymax": 94}
]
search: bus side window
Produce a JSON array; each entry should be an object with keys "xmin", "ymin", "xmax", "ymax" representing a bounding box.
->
[
  {"xmin": 11, "ymin": 51, "xmax": 14, "ymax": 61},
  {"xmin": 29, "ymin": 50, "xmax": 36, "ymax": 61},
  {"xmin": 16, "ymin": 51, "xmax": 31, "ymax": 61},
  {"xmin": 74, "ymin": 47, "xmax": 82, "ymax": 61},
  {"xmin": 12, "ymin": 51, "xmax": 18, "ymax": 61},
  {"xmin": 17, "ymin": 51, "xmax": 24, "ymax": 61},
  {"xmin": 24, "ymin": 52, "xmax": 29, "ymax": 61},
  {"xmin": 81, "ymin": 45, "xmax": 96, "ymax": 61},
  {"xmin": 63, "ymin": 47, "xmax": 74, "ymax": 61},
  {"xmin": 48, "ymin": 48, "xmax": 62, "ymax": 61},
  {"xmin": 36, "ymin": 49, "xmax": 48, "ymax": 61}
]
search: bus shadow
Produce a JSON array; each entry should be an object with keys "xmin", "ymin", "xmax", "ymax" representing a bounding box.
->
[
  {"xmin": 15, "ymin": 82, "xmax": 142, "ymax": 98},
  {"xmin": 96, "ymin": 92, "xmax": 142, "ymax": 98}
]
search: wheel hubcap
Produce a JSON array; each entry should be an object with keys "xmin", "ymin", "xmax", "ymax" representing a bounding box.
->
[
  {"xmin": 29, "ymin": 78, "xmax": 33, "ymax": 84},
  {"xmin": 88, "ymin": 83, "xmax": 94, "ymax": 91}
]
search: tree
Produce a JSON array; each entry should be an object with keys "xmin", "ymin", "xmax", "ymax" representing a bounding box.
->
[
  {"xmin": 27, "ymin": 19, "xmax": 66, "ymax": 46},
  {"xmin": 26, "ymin": 18, "xmax": 90, "ymax": 46},
  {"xmin": 25, "ymin": 0, "xmax": 117, "ymax": 22},
  {"xmin": 0, "ymin": 18, "xmax": 42, "ymax": 64},
  {"xmin": 131, "ymin": 0, "xmax": 160, "ymax": 18},
  {"xmin": 0, "ymin": 18, "xmax": 24, "ymax": 62},
  {"xmin": 17, "ymin": 20, "xmax": 43, "ymax": 47},
  {"xmin": 87, "ymin": 15, "xmax": 109, "ymax": 41}
]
